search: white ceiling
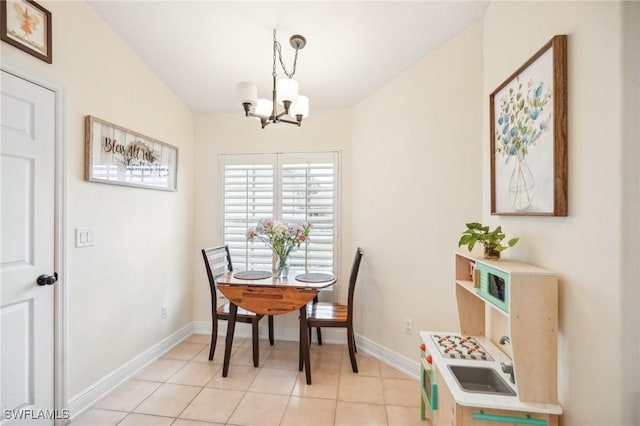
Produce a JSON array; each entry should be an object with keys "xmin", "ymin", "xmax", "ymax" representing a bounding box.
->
[{"xmin": 88, "ymin": 1, "xmax": 489, "ymax": 113}]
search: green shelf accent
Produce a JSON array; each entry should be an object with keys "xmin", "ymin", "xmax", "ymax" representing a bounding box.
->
[
  {"xmin": 472, "ymin": 410, "xmax": 548, "ymax": 425},
  {"xmin": 420, "ymin": 361, "xmax": 437, "ymax": 419},
  {"xmin": 475, "ymin": 262, "xmax": 509, "ymax": 313}
]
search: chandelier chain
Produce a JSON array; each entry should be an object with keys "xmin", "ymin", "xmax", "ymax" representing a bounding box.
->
[{"xmin": 273, "ymin": 30, "xmax": 298, "ymax": 79}]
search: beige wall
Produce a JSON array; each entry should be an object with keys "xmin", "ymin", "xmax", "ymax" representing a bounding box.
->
[
  {"xmin": 351, "ymin": 21, "xmax": 484, "ymax": 356},
  {"xmin": 1, "ymin": 1, "xmax": 195, "ymax": 397},
  {"xmin": 352, "ymin": 1, "xmax": 639, "ymax": 424},
  {"xmin": 483, "ymin": 2, "xmax": 638, "ymax": 425},
  {"xmin": 192, "ymin": 110, "xmax": 352, "ymax": 333}
]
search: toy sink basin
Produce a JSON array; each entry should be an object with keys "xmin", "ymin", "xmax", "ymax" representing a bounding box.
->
[{"xmin": 448, "ymin": 365, "xmax": 516, "ymax": 396}]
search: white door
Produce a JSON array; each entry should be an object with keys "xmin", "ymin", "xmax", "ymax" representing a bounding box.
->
[{"xmin": 1, "ymin": 70, "xmax": 56, "ymax": 425}]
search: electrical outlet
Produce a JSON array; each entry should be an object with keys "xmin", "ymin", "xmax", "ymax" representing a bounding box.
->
[
  {"xmin": 161, "ymin": 304, "xmax": 168, "ymax": 319},
  {"xmin": 404, "ymin": 318, "xmax": 413, "ymax": 335}
]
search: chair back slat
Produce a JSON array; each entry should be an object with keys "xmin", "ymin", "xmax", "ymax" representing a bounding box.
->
[{"xmin": 209, "ymin": 258, "xmax": 229, "ymax": 276}]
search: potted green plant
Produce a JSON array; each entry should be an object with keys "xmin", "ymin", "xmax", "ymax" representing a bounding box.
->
[{"xmin": 458, "ymin": 222, "xmax": 519, "ymax": 260}]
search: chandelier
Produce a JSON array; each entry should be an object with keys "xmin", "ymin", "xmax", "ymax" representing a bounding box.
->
[{"xmin": 236, "ymin": 29, "xmax": 309, "ymax": 129}]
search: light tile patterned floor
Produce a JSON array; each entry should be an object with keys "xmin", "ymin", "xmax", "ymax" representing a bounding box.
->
[{"xmin": 73, "ymin": 334, "xmax": 425, "ymax": 426}]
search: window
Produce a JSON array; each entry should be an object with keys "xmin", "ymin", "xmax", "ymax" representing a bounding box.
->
[{"xmin": 221, "ymin": 152, "xmax": 339, "ymax": 275}]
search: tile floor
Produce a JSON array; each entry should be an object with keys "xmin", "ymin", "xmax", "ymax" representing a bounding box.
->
[{"xmin": 72, "ymin": 334, "xmax": 425, "ymax": 426}]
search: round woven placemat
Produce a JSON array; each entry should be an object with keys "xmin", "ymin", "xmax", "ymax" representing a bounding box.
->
[
  {"xmin": 295, "ymin": 272, "xmax": 336, "ymax": 283},
  {"xmin": 233, "ymin": 270, "xmax": 272, "ymax": 280}
]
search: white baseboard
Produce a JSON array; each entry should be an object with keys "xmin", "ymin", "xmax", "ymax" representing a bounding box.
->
[
  {"xmin": 355, "ymin": 334, "xmax": 420, "ymax": 381},
  {"xmin": 193, "ymin": 320, "xmax": 355, "ymax": 344},
  {"xmin": 194, "ymin": 320, "xmax": 420, "ymax": 380},
  {"xmin": 192, "ymin": 320, "xmax": 258, "ymax": 338},
  {"xmin": 69, "ymin": 321, "xmax": 420, "ymax": 420},
  {"xmin": 67, "ymin": 323, "xmax": 193, "ymax": 420}
]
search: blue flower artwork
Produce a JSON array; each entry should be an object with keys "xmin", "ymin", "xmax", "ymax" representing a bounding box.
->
[{"xmin": 490, "ymin": 36, "xmax": 567, "ymax": 216}]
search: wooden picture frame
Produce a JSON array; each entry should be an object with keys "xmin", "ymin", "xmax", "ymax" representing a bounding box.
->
[
  {"xmin": 490, "ymin": 35, "xmax": 567, "ymax": 216},
  {"xmin": 1, "ymin": 0, "xmax": 52, "ymax": 63},
  {"xmin": 85, "ymin": 116, "xmax": 178, "ymax": 192}
]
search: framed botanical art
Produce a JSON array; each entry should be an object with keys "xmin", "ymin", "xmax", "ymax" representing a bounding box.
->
[
  {"xmin": 85, "ymin": 116, "xmax": 178, "ymax": 192},
  {"xmin": 490, "ymin": 35, "xmax": 567, "ymax": 216},
  {"xmin": 0, "ymin": 0, "xmax": 52, "ymax": 63}
]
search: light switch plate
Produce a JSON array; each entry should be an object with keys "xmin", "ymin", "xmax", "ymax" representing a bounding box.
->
[{"xmin": 76, "ymin": 228, "xmax": 96, "ymax": 248}]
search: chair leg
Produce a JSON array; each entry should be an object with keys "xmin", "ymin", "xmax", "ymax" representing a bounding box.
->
[
  {"xmin": 311, "ymin": 295, "xmax": 322, "ymax": 345},
  {"xmin": 209, "ymin": 315, "xmax": 218, "ymax": 361},
  {"xmin": 300, "ymin": 306, "xmax": 312, "ymax": 384},
  {"xmin": 222, "ymin": 304, "xmax": 238, "ymax": 377},
  {"xmin": 268, "ymin": 315, "xmax": 274, "ymax": 345},
  {"xmin": 252, "ymin": 318, "xmax": 260, "ymax": 367},
  {"xmin": 299, "ymin": 318, "xmax": 304, "ymax": 371},
  {"xmin": 353, "ymin": 331, "xmax": 357, "ymax": 353},
  {"xmin": 347, "ymin": 324, "xmax": 358, "ymax": 373},
  {"xmin": 308, "ymin": 327, "xmax": 312, "ymax": 345}
]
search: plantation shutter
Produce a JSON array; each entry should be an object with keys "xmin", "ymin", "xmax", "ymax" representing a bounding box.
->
[
  {"xmin": 222, "ymin": 154, "xmax": 275, "ymax": 271},
  {"xmin": 220, "ymin": 152, "xmax": 338, "ymax": 275},
  {"xmin": 280, "ymin": 152, "xmax": 337, "ymax": 273}
]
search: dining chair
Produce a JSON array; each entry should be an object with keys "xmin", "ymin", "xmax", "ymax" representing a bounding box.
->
[
  {"xmin": 201, "ymin": 245, "xmax": 274, "ymax": 366},
  {"xmin": 302, "ymin": 247, "xmax": 364, "ymax": 373}
]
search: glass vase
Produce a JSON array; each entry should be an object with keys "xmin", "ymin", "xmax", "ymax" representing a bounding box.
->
[
  {"xmin": 483, "ymin": 245, "xmax": 500, "ymax": 260},
  {"xmin": 509, "ymin": 155, "xmax": 535, "ymax": 211},
  {"xmin": 274, "ymin": 253, "xmax": 290, "ymax": 279}
]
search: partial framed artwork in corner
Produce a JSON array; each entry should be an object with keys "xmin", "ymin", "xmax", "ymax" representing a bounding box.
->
[
  {"xmin": 85, "ymin": 116, "xmax": 178, "ymax": 192},
  {"xmin": 490, "ymin": 35, "xmax": 567, "ymax": 216},
  {"xmin": 0, "ymin": 0, "xmax": 52, "ymax": 63}
]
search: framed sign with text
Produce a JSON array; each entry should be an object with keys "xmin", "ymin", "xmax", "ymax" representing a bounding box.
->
[{"xmin": 85, "ymin": 116, "xmax": 178, "ymax": 191}]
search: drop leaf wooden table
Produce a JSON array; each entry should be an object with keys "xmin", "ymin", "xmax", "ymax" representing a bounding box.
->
[{"xmin": 216, "ymin": 270, "xmax": 336, "ymax": 384}]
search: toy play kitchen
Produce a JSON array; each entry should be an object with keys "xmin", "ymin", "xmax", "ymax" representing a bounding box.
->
[{"xmin": 420, "ymin": 252, "xmax": 562, "ymax": 425}]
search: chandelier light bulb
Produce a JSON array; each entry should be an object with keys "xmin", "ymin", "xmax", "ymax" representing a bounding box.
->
[
  {"xmin": 277, "ymin": 78, "xmax": 299, "ymax": 105},
  {"xmin": 236, "ymin": 82, "xmax": 258, "ymax": 104},
  {"xmin": 290, "ymin": 95, "xmax": 309, "ymax": 118},
  {"xmin": 254, "ymin": 98, "xmax": 272, "ymax": 118}
]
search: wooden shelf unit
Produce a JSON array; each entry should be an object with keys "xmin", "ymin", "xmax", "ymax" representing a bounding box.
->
[{"xmin": 454, "ymin": 252, "xmax": 559, "ymax": 405}]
